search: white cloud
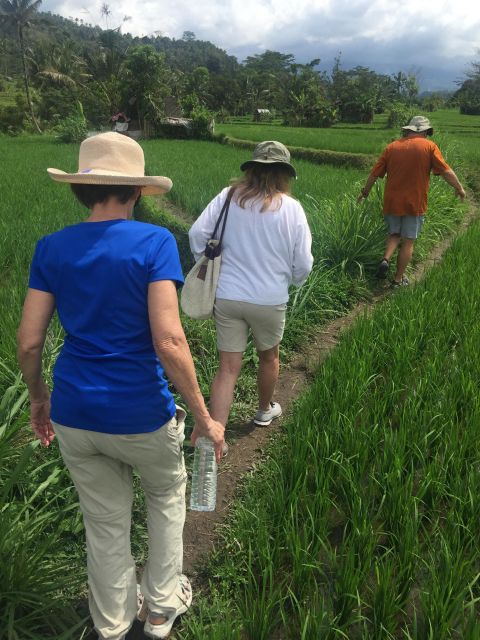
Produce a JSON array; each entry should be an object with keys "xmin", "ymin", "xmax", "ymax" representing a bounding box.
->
[{"xmin": 41, "ymin": 0, "xmax": 480, "ymax": 88}]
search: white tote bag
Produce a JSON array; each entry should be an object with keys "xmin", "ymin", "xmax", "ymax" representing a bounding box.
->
[{"xmin": 181, "ymin": 190, "xmax": 233, "ymax": 320}]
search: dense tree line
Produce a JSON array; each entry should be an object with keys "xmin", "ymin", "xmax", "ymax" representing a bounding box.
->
[
  {"xmin": 0, "ymin": 3, "xmax": 467, "ymax": 136},
  {"xmin": 455, "ymin": 56, "xmax": 480, "ymax": 115}
]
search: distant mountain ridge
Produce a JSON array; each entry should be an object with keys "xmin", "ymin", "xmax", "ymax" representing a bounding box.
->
[{"xmin": 0, "ymin": 10, "xmax": 239, "ymax": 77}]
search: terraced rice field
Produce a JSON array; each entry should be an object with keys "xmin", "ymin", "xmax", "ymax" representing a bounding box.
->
[{"xmin": 215, "ymin": 122, "xmax": 393, "ymax": 154}]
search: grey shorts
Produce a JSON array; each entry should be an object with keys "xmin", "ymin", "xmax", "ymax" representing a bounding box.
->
[
  {"xmin": 384, "ymin": 214, "xmax": 425, "ymax": 239},
  {"xmin": 213, "ymin": 298, "xmax": 287, "ymax": 352}
]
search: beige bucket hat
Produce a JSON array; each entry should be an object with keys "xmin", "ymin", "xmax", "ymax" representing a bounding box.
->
[
  {"xmin": 47, "ymin": 132, "xmax": 172, "ymax": 195},
  {"xmin": 402, "ymin": 115, "xmax": 433, "ymax": 134},
  {"xmin": 240, "ymin": 140, "xmax": 297, "ymax": 178}
]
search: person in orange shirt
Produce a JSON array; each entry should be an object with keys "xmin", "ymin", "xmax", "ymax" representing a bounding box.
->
[{"xmin": 359, "ymin": 115, "xmax": 465, "ymax": 287}]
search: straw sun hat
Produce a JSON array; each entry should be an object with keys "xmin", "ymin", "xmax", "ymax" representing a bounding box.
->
[{"xmin": 47, "ymin": 132, "xmax": 172, "ymax": 195}]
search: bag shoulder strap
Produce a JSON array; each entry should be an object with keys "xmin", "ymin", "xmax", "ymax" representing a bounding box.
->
[{"xmin": 211, "ymin": 187, "xmax": 235, "ymax": 247}]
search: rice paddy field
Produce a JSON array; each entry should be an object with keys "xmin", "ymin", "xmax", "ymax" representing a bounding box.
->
[
  {"xmin": 1, "ymin": 108, "xmax": 480, "ymax": 639},
  {"xmin": 143, "ymin": 139, "xmax": 366, "ymax": 218},
  {"xmin": 217, "ymin": 109, "xmax": 480, "ymax": 156},
  {"xmin": 215, "ymin": 123, "xmax": 393, "ymax": 154}
]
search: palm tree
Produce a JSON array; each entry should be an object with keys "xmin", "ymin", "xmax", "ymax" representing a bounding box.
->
[
  {"xmin": 32, "ymin": 42, "xmax": 91, "ymax": 89},
  {"xmin": 0, "ymin": 0, "xmax": 42, "ymax": 132}
]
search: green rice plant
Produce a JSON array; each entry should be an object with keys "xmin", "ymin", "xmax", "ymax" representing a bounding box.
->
[
  {"xmin": 305, "ymin": 191, "xmax": 386, "ymax": 278},
  {"xmin": 237, "ymin": 551, "xmax": 286, "ymax": 640},
  {"xmin": 0, "ymin": 443, "xmax": 87, "ymax": 639},
  {"xmin": 367, "ymin": 554, "xmax": 404, "ymax": 639},
  {"xmin": 177, "ymin": 598, "xmax": 244, "ymax": 640},
  {"xmin": 280, "ymin": 584, "xmax": 335, "ymax": 640},
  {"xmin": 418, "ymin": 531, "xmax": 479, "ymax": 638},
  {"xmin": 0, "ymin": 370, "xmax": 28, "ymax": 471}
]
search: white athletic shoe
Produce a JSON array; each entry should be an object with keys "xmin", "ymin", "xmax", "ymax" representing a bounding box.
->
[
  {"xmin": 253, "ymin": 402, "xmax": 282, "ymax": 426},
  {"xmin": 143, "ymin": 575, "xmax": 192, "ymax": 639}
]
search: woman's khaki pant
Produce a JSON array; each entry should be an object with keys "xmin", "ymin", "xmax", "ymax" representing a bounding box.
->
[{"xmin": 54, "ymin": 408, "xmax": 187, "ymax": 640}]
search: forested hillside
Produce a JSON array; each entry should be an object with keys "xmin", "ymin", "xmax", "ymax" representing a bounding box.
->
[{"xmin": 1, "ymin": 4, "xmax": 477, "ymax": 136}]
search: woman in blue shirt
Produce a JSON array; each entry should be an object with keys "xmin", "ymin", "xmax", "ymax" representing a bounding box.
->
[{"xmin": 17, "ymin": 132, "xmax": 224, "ymax": 640}]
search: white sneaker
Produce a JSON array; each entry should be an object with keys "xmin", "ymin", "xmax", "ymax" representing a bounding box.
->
[
  {"xmin": 253, "ymin": 402, "xmax": 282, "ymax": 426},
  {"xmin": 143, "ymin": 575, "xmax": 192, "ymax": 639}
]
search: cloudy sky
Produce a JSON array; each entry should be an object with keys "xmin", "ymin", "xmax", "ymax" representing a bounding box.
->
[{"xmin": 42, "ymin": 0, "xmax": 480, "ymax": 90}]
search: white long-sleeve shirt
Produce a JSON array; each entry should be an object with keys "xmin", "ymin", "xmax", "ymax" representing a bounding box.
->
[{"xmin": 188, "ymin": 187, "xmax": 314, "ymax": 305}]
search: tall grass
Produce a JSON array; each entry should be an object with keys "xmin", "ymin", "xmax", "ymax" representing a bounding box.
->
[
  {"xmin": 306, "ymin": 191, "xmax": 386, "ymax": 278},
  {"xmin": 0, "ymin": 446, "xmax": 87, "ymax": 639}
]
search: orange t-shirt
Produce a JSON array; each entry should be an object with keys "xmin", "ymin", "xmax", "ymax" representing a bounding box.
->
[{"xmin": 370, "ymin": 136, "xmax": 451, "ymax": 216}]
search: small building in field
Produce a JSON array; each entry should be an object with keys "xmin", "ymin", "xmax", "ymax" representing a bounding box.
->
[{"xmin": 253, "ymin": 108, "xmax": 271, "ymax": 122}]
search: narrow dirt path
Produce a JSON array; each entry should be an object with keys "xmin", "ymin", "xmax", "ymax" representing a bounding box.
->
[{"xmin": 153, "ymin": 195, "xmax": 194, "ymax": 225}]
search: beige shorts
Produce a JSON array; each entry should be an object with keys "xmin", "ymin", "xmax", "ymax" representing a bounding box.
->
[{"xmin": 214, "ymin": 298, "xmax": 287, "ymax": 352}]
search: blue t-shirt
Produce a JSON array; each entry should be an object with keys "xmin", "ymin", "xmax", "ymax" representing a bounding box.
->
[{"xmin": 28, "ymin": 219, "xmax": 184, "ymax": 434}]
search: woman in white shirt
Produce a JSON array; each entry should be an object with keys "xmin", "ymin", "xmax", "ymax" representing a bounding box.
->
[{"xmin": 188, "ymin": 141, "xmax": 313, "ymax": 430}]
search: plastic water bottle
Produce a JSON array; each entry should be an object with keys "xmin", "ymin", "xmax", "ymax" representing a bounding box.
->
[{"xmin": 190, "ymin": 437, "xmax": 217, "ymax": 511}]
